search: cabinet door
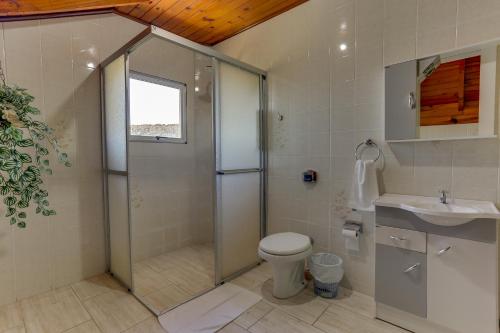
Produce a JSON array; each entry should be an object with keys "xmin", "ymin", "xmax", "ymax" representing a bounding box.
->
[
  {"xmin": 376, "ymin": 244, "xmax": 427, "ymax": 317},
  {"xmin": 427, "ymin": 234, "xmax": 497, "ymax": 333},
  {"xmin": 385, "ymin": 60, "xmax": 418, "ymax": 140}
]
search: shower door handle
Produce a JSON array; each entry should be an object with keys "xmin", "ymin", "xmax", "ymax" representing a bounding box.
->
[{"xmin": 216, "ymin": 168, "xmax": 262, "ymax": 175}]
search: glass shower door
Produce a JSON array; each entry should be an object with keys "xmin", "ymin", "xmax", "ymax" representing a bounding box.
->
[
  {"xmin": 102, "ymin": 54, "xmax": 132, "ymax": 288},
  {"xmin": 216, "ymin": 61, "xmax": 264, "ymax": 282}
]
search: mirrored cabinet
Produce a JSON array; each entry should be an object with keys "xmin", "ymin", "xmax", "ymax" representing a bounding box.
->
[{"xmin": 385, "ymin": 41, "xmax": 500, "ymax": 142}]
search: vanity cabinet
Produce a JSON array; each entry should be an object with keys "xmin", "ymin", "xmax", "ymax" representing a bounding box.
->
[
  {"xmin": 376, "ymin": 244, "xmax": 427, "ymax": 317},
  {"xmin": 375, "ymin": 205, "xmax": 498, "ymax": 333},
  {"xmin": 427, "ymin": 234, "xmax": 497, "ymax": 333}
]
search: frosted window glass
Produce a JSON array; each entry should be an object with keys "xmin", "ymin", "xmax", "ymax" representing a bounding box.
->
[
  {"xmin": 104, "ymin": 55, "xmax": 127, "ymax": 171},
  {"xmin": 108, "ymin": 174, "xmax": 132, "ymax": 288},
  {"xmin": 219, "ymin": 62, "xmax": 260, "ymax": 170},
  {"xmin": 219, "ymin": 173, "xmax": 260, "ymax": 279}
]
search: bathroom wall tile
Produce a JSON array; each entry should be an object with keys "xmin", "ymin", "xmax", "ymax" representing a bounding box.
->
[
  {"xmin": 0, "ymin": 221, "xmax": 16, "ymax": 306},
  {"xmin": 331, "ymin": 2, "xmax": 356, "ymax": 60},
  {"xmin": 356, "ymin": 0, "xmax": 384, "ymax": 33},
  {"xmin": 457, "ymin": 0, "xmax": 500, "ymax": 46},
  {"xmin": 14, "ymin": 216, "xmax": 51, "ymax": 300},
  {"xmin": 383, "ymin": 0, "xmax": 418, "ymax": 65},
  {"xmin": 3, "ymin": 21, "xmax": 44, "ymax": 111},
  {"xmin": 417, "ymin": 0, "xmax": 457, "ymax": 57},
  {"xmin": 216, "ymin": 0, "xmax": 500, "ymax": 299},
  {"xmin": 0, "ymin": 14, "xmax": 145, "ymax": 305}
]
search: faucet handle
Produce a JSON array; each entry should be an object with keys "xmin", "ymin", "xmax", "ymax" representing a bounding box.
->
[{"xmin": 438, "ymin": 189, "xmax": 448, "ymax": 194}]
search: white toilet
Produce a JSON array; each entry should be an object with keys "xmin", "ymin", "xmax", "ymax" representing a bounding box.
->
[{"xmin": 258, "ymin": 232, "xmax": 312, "ymax": 299}]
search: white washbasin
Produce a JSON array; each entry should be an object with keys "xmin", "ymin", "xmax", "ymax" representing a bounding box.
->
[{"xmin": 375, "ymin": 194, "xmax": 500, "ymax": 226}]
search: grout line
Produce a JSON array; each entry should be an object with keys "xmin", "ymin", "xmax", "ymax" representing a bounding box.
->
[
  {"xmin": 60, "ymin": 319, "xmax": 99, "ymax": 333},
  {"xmin": 311, "ymin": 302, "xmax": 330, "ymax": 326}
]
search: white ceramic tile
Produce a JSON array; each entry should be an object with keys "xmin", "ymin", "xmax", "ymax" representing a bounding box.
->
[
  {"xmin": 0, "ymin": 13, "xmax": 145, "ymax": 304},
  {"xmin": 383, "ymin": 0, "xmax": 418, "ymax": 65}
]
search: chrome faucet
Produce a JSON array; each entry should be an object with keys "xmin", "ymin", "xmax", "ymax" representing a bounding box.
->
[{"xmin": 439, "ymin": 190, "xmax": 448, "ymax": 204}]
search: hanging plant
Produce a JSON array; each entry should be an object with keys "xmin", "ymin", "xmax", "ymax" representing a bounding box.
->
[{"xmin": 0, "ymin": 68, "xmax": 70, "ymax": 228}]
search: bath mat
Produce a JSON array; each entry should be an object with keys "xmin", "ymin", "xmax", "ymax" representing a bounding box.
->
[{"xmin": 158, "ymin": 283, "xmax": 261, "ymax": 333}]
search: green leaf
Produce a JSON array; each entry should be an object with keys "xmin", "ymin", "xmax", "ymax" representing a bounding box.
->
[
  {"xmin": 0, "ymin": 147, "xmax": 11, "ymax": 158},
  {"xmin": 37, "ymin": 147, "xmax": 49, "ymax": 156},
  {"xmin": 42, "ymin": 159, "xmax": 49, "ymax": 166},
  {"xmin": 35, "ymin": 207, "xmax": 41, "ymax": 214},
  {"xmin": 17, "ymin": 221, "xmax": 26, "ymax": 228},
  {"xmin": 17, "ymin": 212, "xmax": 26, "ymax": 218},
  {"xmin": 21, "ymin": 170, "xmax": 36, "ymax": 182},
  {"xmin": 17, "ymin": 201, "xmax": 28, "ymax": 209},
  {"xmin": 10, "ymin": 217, "xmax": 16, "ymax": 225},
  {"xmin": 42, "ymin": 210, "xmax": 50, "ymax": 216},
  {"xmin": 0, "ymin": 160, "xmax": 18, "ymax": 171},
  {"xmin": 18, "ymin": 153, "xmax": 32, "ymax": 163},
  {"xmin": 17, "ymin": 139, "xmax": 34, "ymax": 147},
  {"xmin": 64, "ymin": 161, "xmax": 71, "ymax": 167},
  {"xmin": 0, "ymin": 186, "xmax": 9, "ymax": 195},
  {"xmin": 4, "ymin": 196, "xmax": 16, "ymax": 206},
  {"xmin": 9, "ymin": 168, "xmax": 22, "ymax": 182},
  {"xmin": 5, "ymin": 207, "xmax": 15, "ymax": 217},
  {"xmin": 26, "ymin": 166, "xmax": 40, "ymax": 176}
]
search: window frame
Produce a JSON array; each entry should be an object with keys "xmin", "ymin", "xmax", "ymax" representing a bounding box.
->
[{"xmin": 129, "ymin": 70, "xmax": 187, "ymax": 144}]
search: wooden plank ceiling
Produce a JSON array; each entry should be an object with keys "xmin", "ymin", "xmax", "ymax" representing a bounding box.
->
[
  {"xmin": 0, "ymin": 0, "xmax": 307, "ymax": 45},
  {"xmin": 117, "ymin": 0, "xmax": 308, "ymax": 45},
  {"xmin": 0, "ymin": 0, "xmax": 147, "ymax": 16}
]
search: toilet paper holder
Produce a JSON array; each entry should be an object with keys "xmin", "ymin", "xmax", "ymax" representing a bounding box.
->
[{"xmin": 343, "ymin": 221, "xmax": 362, "ymax": 234}]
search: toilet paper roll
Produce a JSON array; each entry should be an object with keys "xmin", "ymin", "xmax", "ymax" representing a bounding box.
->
[{"xmin": 342, "ymin": 228, "xmax": 360, "ymax": 252}]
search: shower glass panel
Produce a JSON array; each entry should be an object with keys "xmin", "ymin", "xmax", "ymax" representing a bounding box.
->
[
  {"xmin": 102, "ymin": 26, "xmax": 266, "ymax": 316},
  {"xmin": 216, "ymin": 62, "xmax": 263, "ymax": 281},
  {"xmin": 127, "ymin": 36, "xmax": 215, "ymax": 315},
  {"xmin": 102, "ymin": 55, "xmax": 132, "ymax": 288}
]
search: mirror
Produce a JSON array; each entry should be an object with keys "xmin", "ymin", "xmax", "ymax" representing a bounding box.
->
[{"xmin": 385, "ymin": 42, "xmax": 499, "ymax": 141}]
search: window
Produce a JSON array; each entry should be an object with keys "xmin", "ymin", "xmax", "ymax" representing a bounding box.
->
[{"xmin": 129, "ymin": 71, "xmax": 187, "ymax": 143}]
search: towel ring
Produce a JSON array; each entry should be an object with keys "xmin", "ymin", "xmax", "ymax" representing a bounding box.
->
[{"xmin": 355, "ymin": 139, "xmax": 381, "ymax": 162}]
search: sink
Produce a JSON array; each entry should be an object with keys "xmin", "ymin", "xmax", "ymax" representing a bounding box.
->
[{"xmin": 375, "ymin": 194, "xmax": 500, "ymax": 226}]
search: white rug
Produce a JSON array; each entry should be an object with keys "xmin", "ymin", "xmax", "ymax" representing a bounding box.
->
[{"xmin": 159, "ymin": 283, "xmax": 261, "ymax": 333}]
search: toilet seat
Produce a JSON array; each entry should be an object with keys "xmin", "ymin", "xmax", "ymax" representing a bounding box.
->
[
  {"xmin": 259, "ymin": 232, "xmax": 311, "ymax": 256},
  {"xmin": 258, "ymin": 232, "xmax": 312, "ymax": 299}
]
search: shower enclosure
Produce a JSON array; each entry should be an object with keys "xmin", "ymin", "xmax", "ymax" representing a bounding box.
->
[{"xmin": 100, "ymin": 26, "xmax": 267, "ymax": 315}]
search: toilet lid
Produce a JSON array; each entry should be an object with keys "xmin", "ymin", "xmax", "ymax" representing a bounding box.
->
[{"xmin": 259, "ymin": 232, "xmax": 311, "ymax": 255}]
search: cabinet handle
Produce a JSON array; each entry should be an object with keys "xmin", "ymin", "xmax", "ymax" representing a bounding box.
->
[
  {"xmin": 390, "ymin": 235, "xmax": 407, "ymax": 241},
  {"xmin": 408, "ymin": 92, "xmax": 416, "ymax": 110},
  {"xmin": 403, "ymin": 263, "xmax": 421, "ymax": 273},
  {"xmin": 437, "ymin": 246, "xmax": 452, "ymax": 255}
]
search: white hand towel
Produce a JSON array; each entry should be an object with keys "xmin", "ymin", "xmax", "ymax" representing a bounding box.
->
[{"xmin": 348, "ymin": 159, "xmax": 379, "ymax": 212}]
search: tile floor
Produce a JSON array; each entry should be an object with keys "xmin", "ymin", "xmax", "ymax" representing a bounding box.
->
[
  {"xmin": 0, "ymin": 261, "xmax": 408, "ymax": 333},
  {"xmin": 133, "ymin": 243, "xmax": 214, "ymax": 314}
]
